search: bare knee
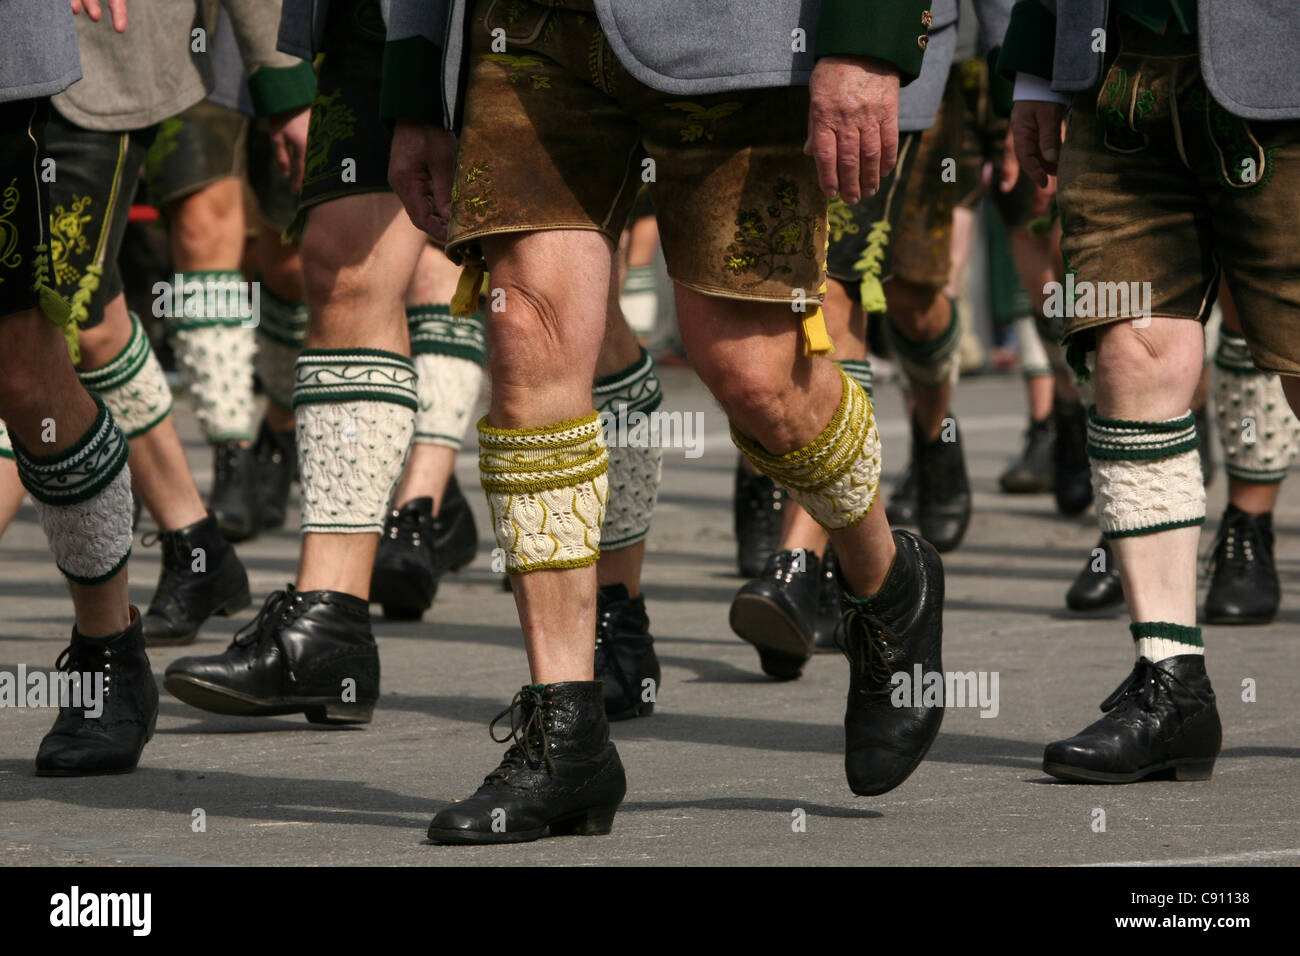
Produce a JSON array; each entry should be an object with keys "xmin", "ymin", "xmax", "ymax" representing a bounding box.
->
[
  {"xmin": 167, "ymin": 180, "xmax": 245, "ymax": 267},
  {"xmin": 884, "ymin": 278, "xmax": 944, "ymax": 339},
  {"xmin": 1093, "ymin": 320, "xmax": 1202, "ymax": 417}
]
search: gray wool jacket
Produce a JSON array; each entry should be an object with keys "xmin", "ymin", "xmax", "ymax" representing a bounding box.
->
[
  {"xmin": 1004, "ymin": 0, "xmax": 1300, "ymax": 121},
  {"xmin": 900, "ymin": 0, "xmax": 1014, "ymax": 131},
  {"xmin": 280, "ymin": 0, "xmax": 951, "ymax": 131},
  {"xmin": 0, "ymin": 0, "xmax": 82, "ymax": 103}
]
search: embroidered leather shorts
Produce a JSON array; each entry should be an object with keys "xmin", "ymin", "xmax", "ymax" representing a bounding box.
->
[
  {"xmin": 0, "ymin": 98, "xmax": 51, "ymax": 319},
  {"xmin": 1057, "ymin": 17, "xmax": 1300, "ymax": 374},
  {"xmin": 448, "ymin": 0, "xmax": 828, "ymax": 304}
]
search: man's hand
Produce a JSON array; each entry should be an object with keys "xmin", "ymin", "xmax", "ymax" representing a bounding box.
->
[
  {"xmin": 1010, "ymin": 99, "xmax": 1066, "ymax": 189},
  {"xmin": 71, "ymin": 0, "xmax": 127, "ymax": 32},
  {"xmin": 388, "ymin": 119, "xmax": 458, "ymax": 243},
  {"xmin": 805, "ymin": 55, "xmax": 901, "ymax": 204},
  {"xmin": 268, "ymin": 106, "xmax": 311, "ymax": 193}
]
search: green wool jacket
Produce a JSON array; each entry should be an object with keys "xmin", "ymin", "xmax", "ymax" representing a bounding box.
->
[{"xmin": 378, "ymin": 0, "xmax": 937, "ymax": 130}]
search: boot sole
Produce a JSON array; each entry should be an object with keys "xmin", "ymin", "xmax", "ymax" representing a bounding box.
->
[
  {"xmin": 1204, "ymin": 611, "xmax": 1276, "ymax": 626},
  {"xmin": 428, "ymin": 805, "xmax": 618, "ymax": 845},
  {"xmin": 730, "ymin": 593, "xmax": 814, "ymax": 660},
  {"xmin": 215, "ymin": 516, "xmax": 258, "ymax": 543},
  {"xmin": 999, "ymin": 476, "xmax": 1054, "ymax": 494},
  {"xmin": 1043, "ymin": 757, "xmax": 1216, "ymax": 783},
  {"xmin": 164, "ymin": 674, "xmax": 375, "ymax": 724},
  {"xmin": 143, "ymin": 582, "xmax": 253, "ymax": 647},
  {"xmin": 35, "ymin": 708, "xmax": 157, "ymax": 776}
]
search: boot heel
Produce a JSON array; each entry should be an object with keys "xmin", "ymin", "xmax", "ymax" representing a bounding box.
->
[
  {"xmin": 304, "ymin": 700, "xmax": 375, "ymax": 725},
  {"xmin": 550, "ymin": 805, "xmax": 618, "ymax": 837},
  {"xmin": 216, "ymin": 585, "xmax": 252, "ymax": 617},
  {"xmin": 1174, "ymin": 758, "xmax": 1215, "ymax": 781}
]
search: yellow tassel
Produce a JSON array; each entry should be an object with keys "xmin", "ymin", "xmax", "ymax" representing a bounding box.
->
[
  {"xmin": 858, "ymin": 273, "xmax": 887, "ymax": 314},
  {"xmin": 801, "ymin": 305, "xmax": 834, "ymax": 357},
  {"xmin": 451, "ymin": 259, "xmax": 486, "ymax": 317}
]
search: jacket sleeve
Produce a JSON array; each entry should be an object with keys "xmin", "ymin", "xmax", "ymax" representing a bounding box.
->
[
  {"xmin": 381, "ymin": 0, "xmax": 450, "ymax": 123},
  {"xmin": 996, "ymin": 0, "xmax": 1056, "ymax": 81},
  {"xmin": 815, "ymin": 0, "xmax": 934, "ymax": 86},
  {"xmin": 221, "ymin": 0, "xmax": 316, "ymax": 116}
]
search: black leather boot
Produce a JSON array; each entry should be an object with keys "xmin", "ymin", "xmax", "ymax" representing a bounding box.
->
[
  {"xmin": 164, "ymin": 586, "xmax": 378, "ymax": 724},
  {"xmin": 1204, "ymin": 505, "xmax": 1279, "ymax": 625},
  {"xmin": 1053, "ymin": 399, "xmax": 1093, "ymax": 516},
  {"xmin": 839, "ymin": 530, "xmax": 945, "ymax": 796},
  {"xmin": 1065, "ymin": 537, "xmax": 1124, "ymax": 613},
  {"xmin": 1043, "ymin": 655, "xmax": 1221, "ymax": 783},
  {"xmin": 734, "ymin": 460, "xmax": 787, "ymax": 578},
  {"xmin": 141, "ymin": 513, "xmax": 251, "ymax": 646},
  {"xmin": 999, "ymin": 415, "xmax": 1055, "ymax": 493},
  {"xmin": 914, "ymin": 416, "xmax": 971, "ymax": 553},
  {"xmin": 209, "ymin": 442, "xmax": 261, "ymax": 542},
  {"xmin": 885, "ymin": 460, "xmax": 918, "ymax": 525},
  {"xmin": 730, "ymin": 548, "xmax": 821, "ymax": 680},
  {"xmin": 812, "ymin": 547, "xmax": 843, "ymax": 654},
  {"xmin": 427, "ymin": 682, "xmax": 627, "ymax": 844},
  {"xmin": 371, "ymin": 476, "xmax": 479, "ymax": 620},
  {"xmin": 252, "ymin": 419, "xmax": 296, "ymax": 531},
  {"xmin": 36, "ymin": 608, "xmax": 159, "ymax": 776},
  {"xmin": 595, "ymin": 584, "xmax": 659, "ymax": 720}
]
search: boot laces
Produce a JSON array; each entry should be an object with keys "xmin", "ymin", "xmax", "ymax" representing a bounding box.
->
[
  {"xmin": 486, "ymin": 687, "xmax": 555, "ymax": 780},
  {"xmin": 140, "ymin": 529, "xmax": 191, "ymax": 603},
  {"xmin": 763, "ymin": 549, "xmax": 807, "ymax": 586},
  {"xmin": 1204, "ymin": 511, "xmax": 1265, "ymax": 581},
  {"xmin": 53, "ymin": 639, "xmax": 114, "ymax": 709},
  {"xmin": 230, "ymin": 588, "xmax": 301, "ymax": 683},
  {"xmin": 836, "ymin": 603, "xmax": 899, "ymax": 698},
  {"xmin": 1100, "ymin": 658, "xmax": 1191, "ymax": 719}
]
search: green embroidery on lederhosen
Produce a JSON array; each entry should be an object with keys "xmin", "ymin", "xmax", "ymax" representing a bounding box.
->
[
  {"xmin": 826, "ymin": 198, "xmax": 859, "ymax": 243},
  {"xmin": 1185, "ymin": 84, "xmax": 1276, "ymax": 191},
  {"xmin": 665, "ymin": 101, "xmax": 743, "ymax": 143},
  {"xmin": 724, "ymin": 178, "xmax": 819, "ymax": 283},
  {"xmin": 1097, "ymin": 66, "xmax": 1148, "ymax": 154},
  {"xmin": 0, "ymin": 178, "xmax": 21, "ymax": 281},
  {"xmin": 455, "ymin": 161, "xmax": 496, "ymax": 216},
  {"xmin": 481, "ymin": 53, "xmax": 551, "ymax": 90},
  {"xmin": 143, "ymin": 116, "xmax": 184, "ymax": 186},
  {"xmin": 302, "ymin": 88, "xmax": 359, "ymax": 188},
  {"xmin": 49, "ymin": 195, "xmax": 93, "ymax": 287}
]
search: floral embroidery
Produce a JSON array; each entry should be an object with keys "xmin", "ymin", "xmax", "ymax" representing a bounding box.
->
[
  {"xmin": 665, "ymin": 101, "xmax": 743, "ymax": 143},
  {"xmin": 49, "ymin": 195, "xmax": 93, "ymax": 286},
  {"xmin": 724, "ymin": 178, "xmax": 818, "ymax": 282}
]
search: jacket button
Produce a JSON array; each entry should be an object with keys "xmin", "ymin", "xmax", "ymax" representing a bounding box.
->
[
  {"xmin": 917, "ymin": 34, "xmax": 929, "ymax": 50},
  {"xmin": 922, "ymin": 10, "xmax": 934, "ymax": 27}
]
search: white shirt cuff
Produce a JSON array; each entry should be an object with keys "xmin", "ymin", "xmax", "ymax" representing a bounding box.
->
[{"xmin": 1013, "ymin": 72, "xmax": 1071, "ymax": 105}]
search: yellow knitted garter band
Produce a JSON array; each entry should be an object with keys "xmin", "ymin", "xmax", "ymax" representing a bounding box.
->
[
  {"xmin": 731, "ymin": 366, "xmax": 882, "ymax": 530},
  {"xmin": 478, "ymin": 411, "xmax": 610, "ymax": 573}
]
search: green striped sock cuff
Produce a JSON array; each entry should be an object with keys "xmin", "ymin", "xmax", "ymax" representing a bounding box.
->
[
  {"xmin": 1214, "ymin": 330, "xmax": 1258, "ymax": 375},
  {"xmin": 836, "ymin": 358, "xmax": 874, "ymax": 398},
  {"xmin": 256, "ymin": 281, "xmax": 309, "ymax": 348},
  {"xmin": 593, "ymin": 347, "xmax": 662, "ymax": 415},
  {"xmin": 12, "ymin": 395, "xmax": 130, "ymax": 505},
  {"xmin": 1130, "ymin": 621, "xmax": 1204, "ymax": 647},
  {"xmin": 77, "ymin": 311, "xmax": 150, "ymax": 393},
  {"xmin": 884, "ymin": 299, "xmax": 961, "ymax": 364},
  {"xmin": 1087, "ymin": 408, "xmax": 1199, "ymax": 460},
  {"xmin": 407, "ymin": 304, "xmax": 487, "ymax": 365},
  {"xmin": 292, "ymin": 348, "xmax": 418, "ymax": 411},
  {"xmin": 164, "ymin": 271, "xmax": 252, "ymax": 331}
]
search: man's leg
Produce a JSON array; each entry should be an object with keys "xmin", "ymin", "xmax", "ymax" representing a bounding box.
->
[
  {"xmin": 250, "ymin": 219, "xmax": 308, "ymax": 530},
  {"xmin": 728, "ymin": 277, "xmax": 872, "ymax": 673},
  {"xmin": 0, "ymin": 304, "xmax": 154, "ymax": 775},
  {"xmin": 0, "ymin": 424, "xmax": 24, "ymax": 538},
  {"xmin": 162, "ymin": 176, "xmax": 261, "ymax": 541},
  {"xmin": 1205, "ymin": 283, "xmax": 1296, "ymax": 624},
  {"xmin": 164, "ymin": 192, "xmax": 423, "ymax": 725},
  {"xmin": 592, "ymin": 289, "xmax": 663, "ymax": 720},
  {"xmin": 372, "ymin": 241, "xmax": 485, "ymax": 620},
  {"xmin": 1044, "ymin": 318, "xmax": 1221, "ymax": 781}
]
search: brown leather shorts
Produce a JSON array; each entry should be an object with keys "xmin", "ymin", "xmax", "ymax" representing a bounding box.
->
[{"xmin": 447, "ymin": 0, "xmax": 827, "ymax": 304}]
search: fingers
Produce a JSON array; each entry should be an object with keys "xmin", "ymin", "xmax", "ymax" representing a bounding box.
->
[
  {"xmin": 999, "ymin": 129, "xmax": 1020, "ymax": 192},
  {"xmin": 389, "ymin": 162, "xmax": 445, "ymax": 242},
  {"xmin": 1036, "ymin": 114, "xmax": 1061, "ymax": 178},
  {"xmin": 878, "ymin": 110, "xmax": 899, "ymax": 182},
  {"xmin": 72, "ymin": 0, "xmax": 97, "ymax": 19},
  {"xmin": 1011, "ymin": 108, "xmax": 1049, "ymax": 189},
  {"xmin": 272, "ymin": 134, "xmax": 293, "ymax": 186},
  {"xmin": 109, "ymin": 0, "xmax": 127, "ymax": 32},
  {"xmin": 853, "ymin": 126, "xmax": 879, "ymax": 204},
  {"xmin": 806, "ymin": 126, "xmax": 841, "ymax": 201}
]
